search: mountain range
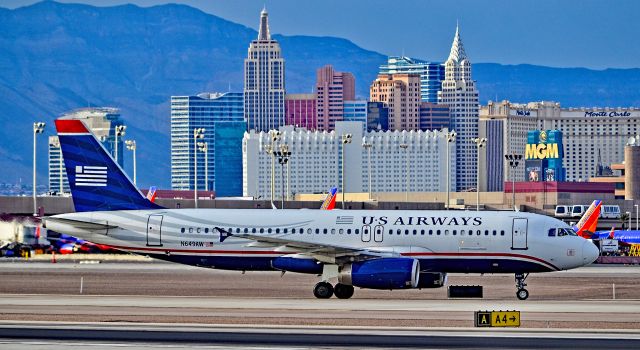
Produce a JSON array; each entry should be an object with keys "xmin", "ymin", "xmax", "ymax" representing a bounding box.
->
[{"xmin": 1, "ymin": 1, "xmax": 639, "ymax": 188}]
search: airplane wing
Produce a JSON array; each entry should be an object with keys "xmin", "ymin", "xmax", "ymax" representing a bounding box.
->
[{"xmin": 214, "ymin": 227, "xmax": 395, "ymax": 262}]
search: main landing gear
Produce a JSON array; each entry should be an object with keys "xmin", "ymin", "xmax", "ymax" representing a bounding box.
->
[
  {"xmin": 515, "ymin": 273, "xmax": 530, "ymax": 300},
  {"xmin": 313, "ymin": 282, "xmax": 354, "ymax": 299}
]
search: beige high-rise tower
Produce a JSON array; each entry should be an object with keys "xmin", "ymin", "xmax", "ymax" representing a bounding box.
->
[{"xmin": 369, "ymin": 73, "xmax": 421, "ymax": 131}]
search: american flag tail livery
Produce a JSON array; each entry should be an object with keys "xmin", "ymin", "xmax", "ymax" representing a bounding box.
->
[
  {"xmin": 55, "ymin": 119, "xmax": 164, "ymax": 212},
  {"xmin": 146, "ymin": 186, "xmax": 158, "ymax": 203},
  {"xmin": 320, "ymin": 187, "xmax": 338, "ymax": 210},
  {"xmin": 574, "ymin": 200, "xmax": 601, "ymax": 238}
]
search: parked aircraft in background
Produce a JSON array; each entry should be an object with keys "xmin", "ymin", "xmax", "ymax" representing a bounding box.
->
[
  {"xmin": 320, "ymin": 187, "xmax": 337, "ymax": 210},
  {"xmin": 43, "ymin": 119, "xmax": 599, "ymax": 300}
]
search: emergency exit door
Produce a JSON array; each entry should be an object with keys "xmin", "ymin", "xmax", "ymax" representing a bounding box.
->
[
  {"xmin": 147, "ymin": 214, "xmax": 164, "ymax": 247},
  {"xmin": 511, "ymin": 218, "xmax": 528, "ymax": 250}
]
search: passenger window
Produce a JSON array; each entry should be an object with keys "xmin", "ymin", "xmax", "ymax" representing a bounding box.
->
[
  {"xmin": 244, "ymin": 228, "xmax": 249, "ymax": 233},
  {"xmin": 307, "ymin": 228, "xmax": 312, "ymax": 234},
  {"xmin": 500, "ymin": 230, "xmax": 505, "ymax": 236},
  {"xmin": 267, "ymin": 228, "xmax": 272, "ymax": 233},
  {"xmin": 189, "ymin": 228, "xmax": 193, "ymax": 233},
  {"xmin": 460, "ymin": 230, "xmax": 465, "ymax": 235},
  {"xmin": 477, "ymin": 230, "xmax": 481, "ymax": 236},
  {"xmin": 339, "ymin": 229, "xmax": 343, "ymax": 234},
  {"xmin": 316, "ymin": 229, "xmax": 320, "ymax": 234},
  {"xmin": 492, "ymin": 230, "xmax": 497, "ymax": 236},
  {"xmin": 388, "ymin": 229, "xmax": 393, "ymax": 235},
  {"xmin": 197, "ymin": 228, "xmax": 201, "ymax": 233},
  {"xmin": 355, "ymin": 229, "xmax": 360, "ymax": 234},
  {"xmin": 323, "ymin": 228, "xmax": 328, "ymax": 234},
  {"xmin": 397, "ymin": 229, "xmax": 401, "ymax": 235},
  {"xmin": 204, "ymin": 228, "xmax": 209, "ymax": 234},
  {"xmin": 429, "ymin": 230, "xmax": 433, "ymax": 235},
  {"xmin": 548, "ymin": 228, "xmax": 556, "ymax": 237},
  {"xmin": 445, "ymin": 230, "xmax": 449, "ymax": 236},
  {"xmin": 347, "ymin": 229, "xmax": 352, "ymax": 234},
  {"xmin": 421, "ymin": 230, "xmax": 425, "ymax": 235},
  {"xmin": 284, "ymin": 228, "xmax": 288, "ymax": 233},
  {"xmin": 181, "ymin": 228, "xmax": 185, "ymax": 233},
  {"xmin": 260, "ymin": 228, "xmax": 264, "ymax": 233},
  {"xmin": 331, "ymin": 229, "xmax": 336, "ymax": 234},
  {"xmin": 485, "ymin": 230, "xmax": 489, "ymax": 236},
  {"xmin": 413, "ymin": 230, "xmax": 417, "ymax": 235},
  {"xmin": 252, "ymin": 228, "xmax": 257, "ymax": 233},
  {"xmin": 437, "ymin": 230, "xmax": 441, "ymax": 235},
  {"xmin": 405, "ymin": 230, "xmax": 409, "ymax": 235}
]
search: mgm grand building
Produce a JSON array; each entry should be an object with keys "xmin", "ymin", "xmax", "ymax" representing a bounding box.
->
[{"xmin": 480, "ymin": 101, "xmax": 640, "ymax": 192}]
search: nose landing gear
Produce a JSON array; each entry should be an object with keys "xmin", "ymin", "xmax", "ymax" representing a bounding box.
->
[{"xmin": 515, "ymin": 273, "xmax": 529, "ymax": 300}]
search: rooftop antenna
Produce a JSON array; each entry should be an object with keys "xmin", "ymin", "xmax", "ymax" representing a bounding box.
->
[{"xmin": 228, "ymin": 82, "xmax": 231, "ymax": 92}]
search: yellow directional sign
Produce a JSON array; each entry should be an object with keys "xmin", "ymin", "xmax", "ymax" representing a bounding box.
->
[{"xmin": 475, "ymin": 311, "xmax": 520, "ymax": 327}]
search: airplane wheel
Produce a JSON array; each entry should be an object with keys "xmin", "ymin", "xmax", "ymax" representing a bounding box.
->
[
  {"xmin": 313, "ymin": 282, "xmax": 334, "ymax": 299},
  {"xmin": 334, "ymin": 283, "xmax": 354, "ymax": 299},
  {"xmin": 516, "ymin": 288, "xmax": 529, "ymax": 300}
]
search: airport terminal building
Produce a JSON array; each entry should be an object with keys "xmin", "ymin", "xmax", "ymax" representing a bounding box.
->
[
  {"xmin": 242, "ymin": 121, "xmax": 455, "ymax": 199},
  {"xmin": 480, "ymin": 101, "xmax": 640, "ymax": 190}
]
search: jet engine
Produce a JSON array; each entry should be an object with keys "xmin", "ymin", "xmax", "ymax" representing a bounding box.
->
[{"xmin": 338, "ymin": 258, "xmax": 420, "ymax": 290}]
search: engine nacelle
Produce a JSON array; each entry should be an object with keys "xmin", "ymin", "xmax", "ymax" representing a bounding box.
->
[
  {"xmin": 338, "ymin": 258, "xmax": 420, "ymax": 290},
  {"xmin": 417, "ymin": 272, "xmax": 447, "ymax": 288},
  {"xmin": 271, "ymin": 256, "xmax": 323, "ymax": 274}
]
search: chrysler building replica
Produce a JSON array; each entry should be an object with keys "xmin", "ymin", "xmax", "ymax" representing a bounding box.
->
[
  {"xmin": 438, "ymin": 25, "xmax": 479, "ymax": 191},
  {"xmin": 244, "ymin": 8, "xmax": 285, "ymax": 132}
]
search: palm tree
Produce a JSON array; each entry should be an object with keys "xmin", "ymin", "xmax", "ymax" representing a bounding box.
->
[{"xmin": 621, "ymin": 212, "xmax": 630, "ymax": 230}]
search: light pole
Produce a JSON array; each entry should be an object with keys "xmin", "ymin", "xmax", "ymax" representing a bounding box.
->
[
  {"xmin": 341, "ymin": 133, "xmax": 352, "ymax": 209},
  {"xmin": 275, "ymin": 144, "xmax": 291, "ymax": 209},
  {"xmin": 445, "ymin": 131, "xmax": 456, "ymax": 210},
  {"xmin": 125, "ymin": 140, "xmax": 137, "ymax": 186},
  {"xmin": 267, "ymin": 130, "xmax": 281, "ymax": 202},
  {"xmin": 32, "ymin": 122, "xmax": 45, "ymax": 216},
  {"xmin": 193, "ymin": 128, "xmax": 205, "ymax": 208},
  {"xmin": 627, "ymin": 212, "xmax": 632, "ymax": 231},
  {"xmin": 362, "ymin": 142, "xmax": 373, "ymax": 200},
  {"xmin": 197, "ymin": 142, "xmax": 208, "ymax": 191},
  {"xmin": 400, "ymin": 143, "xmax": 409, "ymax": 202},
  {"xmin": 473, "ymin": 137, "xmax": 487, "ymax": 211},
  {"xmin": 505, "ymin": 153, "xmax": 523, "ymax": 211},
  {"xmin": 114, "ymin": 125, "xmax": 126, "ymax": 165},
  {"xmin": 635, "ymin": 204, "xmax": 639, "ymax": 230}
]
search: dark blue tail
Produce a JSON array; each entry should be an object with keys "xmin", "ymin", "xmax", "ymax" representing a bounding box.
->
[{"xmin": 55, "ymin": 119, "xmax": 164, "ymax": 212}]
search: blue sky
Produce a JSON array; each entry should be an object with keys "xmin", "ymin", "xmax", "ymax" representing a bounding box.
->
[{"xmin": 3, "ymin": 0, "xmax": 640, "ymax": 69}]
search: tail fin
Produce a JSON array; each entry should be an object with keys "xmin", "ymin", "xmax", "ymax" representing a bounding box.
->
[
  {"xmin": 574, "ymin": 200, "xmax": 601, "ymax": 238},
  {"xmin": 55, "ymin": 119, "xmax": 163, "ymax": 212},
  {"xmin": 320, "ymin": 187, "xmax": 337, "ymax": 210},
  {"xmin": 146, "ymin": 186, "xmax": 158, "ymax": 203},
  {"xmin": 609, "ymin": 227, "xmax": 615, "ymax": 239}
]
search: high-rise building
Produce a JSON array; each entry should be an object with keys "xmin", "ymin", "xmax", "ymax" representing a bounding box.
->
[
  {"xmin": 367, "ymin": 102, "xmax": 389, "ymax": 131},
  {"xmin": 419, "ymin": 102, "xmax": 450, "ymax": 131},
  {"xmin": 243, "ymin": 122, "xmax": 454, "ymax": 198},
  {"xmin": 285, "ymin": 94, "xmax": 316, "ymax": 130},
  {"xmin": 48, "ymin": 108, "xmax": 125, "ymax": 194},
  {"xmin": 379, "ymin": 56, "xmax": 445, "ymax": 103},
  {"xmin": 315, "ymin": 65, "xmax": 355, "ymax": 131},
  {"xmin": 437, "ymin": 25, "xmax": 479, "ymax": 191},
  {"xmin": 342, "ymin": 100, "xmax": 368, "ymax": 131},
  {"xmin": 370, "ymin": 74, "xmax": 421, "ymax": 131},
  {"xmin": 244, "ymin": 8, "xmax": 285, "ymax": 132},
  {"xmin": 171, "ymin": 92, "xmax": 245, "ymax": 196},
  {"xmin": 480, "ymin": 100, "xmax": 640, "ymax": 184}
]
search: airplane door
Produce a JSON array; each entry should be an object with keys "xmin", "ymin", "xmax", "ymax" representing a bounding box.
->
[
  {"xmin": 147, "ymin": 214, "xmax": 164, "ymax": 247},
  {"xmin": 511, "ymin": 218, "xmax": 528, "ymax": 250},
  {"xmin": 374, "ymin": 225, "xmax": 384, "ymax": 243},
  {"xmin": 361, "ymin": 225, "xmax": 371, "ymax": 242}
]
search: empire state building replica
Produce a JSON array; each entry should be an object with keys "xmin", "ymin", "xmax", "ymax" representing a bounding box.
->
[
  {"xmin": 244, "ymin": 8, "xmax": 285, "ymax": 132},
  {"xmin": 438, "ymin": 25, "xmax": 480, "ymax": 191}
]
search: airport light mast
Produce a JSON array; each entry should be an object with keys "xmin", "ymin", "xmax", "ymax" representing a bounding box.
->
[
  {"xmin": 275, "ymin": 144, "xmax": 291, "ymax": 209},
  {"xmin": 32, "ymin": 121, "xmax": 46, "ymax": 216},
  {"xmin": 114, "ymin": 125, "xmax": 126, "ymax": 165},
  {"xmin": 193, "ymin": 128, "xmax": 205, "ymax": 208},
  {"xmin": 197, "ymin": 142, "xmax": 208, "ymax": 191},
  {"xmin": 473, "ymin": 137, "xmax": 487, "ymax": 211},
  {"xmin": 505, "ymin": 153, "xmax": 523, "ymax": 211},
  {"xmin": 362, "ymin": 142, "xmax": 373, "ymax": 201},
  {"xmin": 341, "ymin": 133, "xmax": 352, "ymax": 209},
  {"xmin": 445, "ymin": 131, "xmax": 456, "ymax": 210},
  {"xmin": 125, "ymin": 140, "xmax": 137, "ymax": 186}
]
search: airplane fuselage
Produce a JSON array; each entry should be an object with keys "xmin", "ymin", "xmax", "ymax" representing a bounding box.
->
[{"xmin": 46, "ymin": 208, "xmax": 597, "ymax": 274}]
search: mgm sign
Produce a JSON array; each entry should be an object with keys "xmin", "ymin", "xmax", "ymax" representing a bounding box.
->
[{"xmin": 524, "ymin": 130, "xmax": 565, "ymax": 182}]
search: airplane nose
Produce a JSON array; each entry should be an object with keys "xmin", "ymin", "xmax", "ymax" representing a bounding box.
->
[{"xmin": 582, "ymin": 240, "xmax": 599, "ymax": 264}]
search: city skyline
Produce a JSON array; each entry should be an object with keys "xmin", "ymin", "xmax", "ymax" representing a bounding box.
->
[{"xmin": 3, "ymin": 0, "xmax": 639, "ymax": 69}]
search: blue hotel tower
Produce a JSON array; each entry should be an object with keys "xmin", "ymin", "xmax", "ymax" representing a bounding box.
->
[
  {"xmin": 379, "ymin": 56, "xmax": 445, "ymax": 103},
  {"xmin": 170, "ymin": 92, "xmax": 245, "ymax": 196}
]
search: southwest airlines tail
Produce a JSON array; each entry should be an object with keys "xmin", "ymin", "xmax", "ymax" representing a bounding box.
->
[
  {"xmin": 320, "ymin": 187, "xmax": 337, "ymax": 210},
  {"xmin": 55, "ymin": 119, "xmax": 163, "ymax": 212},
  {"xmin": 574, "ymin": 200, "xmax": 602, "ymax": 238}
]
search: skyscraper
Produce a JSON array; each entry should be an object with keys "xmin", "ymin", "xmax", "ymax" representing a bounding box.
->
[
  {"xmin": 438, "ymin": 25, "xmax": 479, "ymax": 191},
  {"xmin": 285, "ymin": 94, "xmax": 316, "ymax": 130},
  {"xmin": 370, "ymin": 74, "xmax": 421, "ymax": 131},
  {"xmin": 244, "ymin": 8, "xmax": 285, "ymax": 132},
  {"xmin": 170, "ymin": 92, "xmax": 245, "ymax": 196},
  {"xmin": 379, "ymin": 56, "xmax": 445, "ymax": 103},
  {"xmin": 315, "ymin": 65, "xmax": 355, "ymax": 131}
]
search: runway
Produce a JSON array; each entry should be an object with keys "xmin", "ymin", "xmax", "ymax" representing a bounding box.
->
[{"xmin": 1, "ymin": 261, "xmax": 640, "ymax": 348}]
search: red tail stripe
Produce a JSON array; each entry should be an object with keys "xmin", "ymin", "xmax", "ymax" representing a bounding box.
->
[{"xmin": 55, "ymin": 119, "xmax": 89, "ymax": 133}]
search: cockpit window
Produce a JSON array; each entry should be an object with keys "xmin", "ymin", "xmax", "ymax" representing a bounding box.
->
[
  {"xmin": 556, "ymin": 228, "xmax": 577, "ymax": 237},
  {"xmin": 548, "ymin": 228, "xmax": 556, "ymax": 237}
]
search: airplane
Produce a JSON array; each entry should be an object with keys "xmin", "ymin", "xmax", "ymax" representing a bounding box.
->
[
  {"xmin": 43, "ymin": 119, "xmax": 599, "ymax": 300},
  {"xmin": 572, "ymin": 200, "xmax": 640, "ymax": 245}
]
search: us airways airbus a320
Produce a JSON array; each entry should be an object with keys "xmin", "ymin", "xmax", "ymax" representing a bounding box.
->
[{"xmin": 43, "ymin": 119, "xmax": 599, "ymax": 300}]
